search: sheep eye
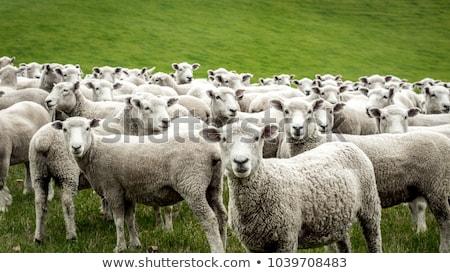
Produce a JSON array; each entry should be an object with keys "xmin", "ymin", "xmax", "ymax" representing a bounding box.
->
[
  {"xmin": 404, "ymin": 116, "xmax": 408, "ymax": 120},
  {"xmin": 381, "ymin": 116, "xmax": 386, "ymax": 120},
  {"xmin": 383, "ymin": 96, "xmax": 388, "ymax": 99},
  {"xmin": 308, "ymin": 110, "xmax": 312, "ymax": 114},
  {"xmin": 144, "ymin": 107, "xmax": 151, "ymax": 111},
  {"xmin": 284, "ymin": 110, "xmax": 289, "ymax": 114},
  {"xmin": 321, "ymin": 92, "xmax": 325, "ymax": 96},
  {"xmin": 254, "ymin": 136, "xmax": 259, "ymax": 141},
  {"xmin": 430, "ymin": 94, "xmax": 436, "ymax": 97},
  {"xmin": 63, "ymin": 128, "xmax": 67, "ymax": 132},
  {"xmin": 329, "ymin": 110, "xmax": 333, "ymax": 114},
  {"xmin": 215, "ymin": 96, "xmax": 221, "ymax": 100},
  {"xmin": 86, "ymin": 127, "xmax": 90, "ymax": 131},
  {"xmin": 222, "ymin": 137, "xmax": 226, "ymax": 142}
]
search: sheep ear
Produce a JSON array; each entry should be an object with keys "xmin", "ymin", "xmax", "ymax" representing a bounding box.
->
[
  {"xmin": 359, "ymin": 87, "xmax": 369, "ymax": 96},
  {"xmin": 113, "ymin": 82, "xmax": 122, "ymax": 89},
  {"xmin": 93, "ymin": 67, "xmax": 100, "ymax": 73},
  {"xmin": 359, "ymin": 77, "xmax": 369, "ymax": 84},
  {"xmin": 424, "ymin": 87, "xmax": 431, "ymax": 96},
  {"xmin": 333, "ymin": 102, "xmax": 346, "ymax": 113},
  {"xmin": 192, "ymin": 63, "xmax": 200, "ymax": 70},
  {"xmin": 85, "ymin": 82, "xmax": 94, "ymax": 90},
  {"xmin": 312, "ymin": 99, "xmax": 324, "ymax": 111},
  {"xmin": 167, "ymin": 97, "xmax": 178, "ymax": 107},
  {"xmin": 235, "ymin": 89, "xmax": 245, "ymax": 100},
  {"xmin": 131, "ymin": 98, "xmax": 142, "ymax": 108},
  {"xmin": 52, "ymin": 121, "xmax": 64, "ymax": 130},
  {"xmin": 261, "ymin": 123, "xmax": 279, "ymax": 140},
  {"xmin": 73, "ymin": 81, "xmax": 80, "ymax": 91},
  {"xmin": 171, "ymin": 63, "xmax": 179, "ymax": 70},
  {"xmin": 311, "ymin": 87, "xmax": 321, "ymax": 95},
  {"xmin": 90, "ymin": 119, "xmax": 100, "ymax": 128},
  {"xmin": 148, "ymin": 67, "xmax": 156, "ymax": 74},
  {"xmin": 388, "ymin": 87, "xmax": 395, "ymax": 98},
  {"xmin": 55, "ymin": 68, "xmax": 63, "ymax": 76},
  {"xmin": 269, "ymin": 99, "xmax": 284, "ymax": 112},
  {"xmin": 338, "ymin": 85, "xmax": 348, "ymax": 93},
  {"xmin": 124, "ymin": 95, "xmax": 133, "ymax": 106},
  {"xmin": 206, "ymin": 90, "xmax": 215, "ymax": 99},
  {"xmin": 199, "ymin": 127, "xmax": 221, "ymax": 143},
  {"xmin": 408, "ymin": 107, "xmax": 421, "ymax": 117},
  {"xmin": 368, "ymin": 108, "xmax": 381, "ymax": 118},
  {"xmin": 0, "ymin": 91, "xmax": 5, "ymax": 97}
]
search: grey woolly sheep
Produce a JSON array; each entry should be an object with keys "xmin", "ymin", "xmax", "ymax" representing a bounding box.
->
[
  {"xmin": 53, "ymin": 116, "xmax": 227, "ymax": 252},
  {"xmin": 272, "ymin": 97, "xmax": 450, "ymax": 252},
  {"xmin": 39, "ymin": 63, "xmax": 64, "ymax": 92},
  {"xmin": 0, "ymin": 101, "xmax": 51, "ymax": 212},
  {"xmin": 200, "ymin": 122, "xmax": 382, "ymax": 253}
]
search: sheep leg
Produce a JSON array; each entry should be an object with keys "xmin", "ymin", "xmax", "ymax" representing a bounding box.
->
[
  {"xmin": 23, "ymin": 162, "xmax": 33, "ymax": 195},
  {"xmin": 206, "ymin": 178, "xmax": 228, "ymax": 250},
  {"xmin": 153, "ymin": 206, "xmax": 164, "ymax": 228},
  {"xmin": 357, "ymin": 195, "xmax": 383, "ymax": 253},
  {"xmin": 163, "ymin": 206, "xmax": 173, "ymax": 231},
  {"xmin": 335, "ymin": 235, "xmax": 352, "ymax": 253},
  {"xmin": 124, "ymin": 201, "xmax": 141, "ymax": 249},
  {"xmin": 408, "ymin": 197, "xmax": 428, "ymax": 233},
  {"xmin": 61, "ymin": 180, "xmax": 77, "ymax": 241},
  {"xmin": 183, "ymin": 194, "xmax": 224, "ymax": 253},
  {"xmin": 111, "ymin": 204, "xmax": 127, "ymax": 252},
  {"xmin": 425, "ymin": 194, "xmax": 450, "ymax": 253},
  {"xmin": 34, "ymin": 176, "xmax": 51, "ymax": 242}
]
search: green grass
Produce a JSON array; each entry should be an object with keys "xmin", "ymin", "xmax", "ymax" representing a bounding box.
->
[{"xmin": 0, "ymin": 0, "xmax": 448, "ymax": 253}]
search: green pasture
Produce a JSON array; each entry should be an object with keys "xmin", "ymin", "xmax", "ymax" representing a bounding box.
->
[{"xmin": 0, "ymin": 0, "xmax": 448, "ymax": 253}]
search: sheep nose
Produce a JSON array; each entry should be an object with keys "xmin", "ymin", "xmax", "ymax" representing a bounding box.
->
[
  {"xmin": 161, "ymin": 119, "xmax": 169, "ymax": 128},
  {"xmin": 230, "ymin": 108, "xmax": 237, "ymax": 113},
  {"xmin": 233, "ymin": 157, "xmax": 249, "ymax": 165},
  {"xmin": 305, "ymin": 90, "xmax": 311, "ymax": 96},
  {"xmin": 72, "ymin": 145, "xmax": 82, "ymax": 152},
  {"xmin": 319, "ymin": 124, "xmax": 328, "ymax": 130},
  {"xmin": 186, "ymin": 77, "xmax": 192, "ymax": 82},
  {"xmin": 292, "ymin": 125, "xmax": 303, "ymax": 131}
]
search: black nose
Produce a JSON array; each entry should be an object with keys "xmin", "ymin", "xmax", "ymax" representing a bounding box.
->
[
  {"xmin": 233, "ymin": 158, "xmax": 249, "ymax": 165},
  {"xmin": 230, "ymin": 108, "xmax": 237, "ymax": 113},
  {"xmin": 162, "ymin": 119, "xmax": 169, "ymax": 128},
  {"xmin": 72, "ymin": 145, "xmax": 81, "ymax": 152}
]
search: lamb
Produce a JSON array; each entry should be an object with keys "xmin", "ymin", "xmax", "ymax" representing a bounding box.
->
[
  {"xmin": 171, "ymin": 62, "xmax": 200, "ymax": 84},
  {"xmin": 32, "ymin": 93, "xmax": 179, "ymax": 242},
  {"xmin": 273, "ymin": 97, "xmax": 450, "ymax": 252},
  {"xmin": 53, "ymin": 117, "xmax": 227, "ymax": 252},
  {"xmin": 0, "ymin": 101, "xmax": 51, "ymax": 212},
  {"xmin": 422, "ymin": 85, "xmax": 450, "ymax": 114},
  {"xmin": 200, "ymin": 122, "xmax": 382, "ymax": 252},
  {"xmin": 45, "ymin": 81, "xmax": 125, "ymax": 119},
  {"xmin": 150, "ymin": 72, "xmax": 193, "ymax": 95},
  {"xmin": 0, "ymin": 56, "xmax": 15, "ymax": 68}
]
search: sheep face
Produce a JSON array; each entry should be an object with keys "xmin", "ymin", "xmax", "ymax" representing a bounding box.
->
[
  {"xmin": 360, "ymin": 87, "xmax": 395, "ymax": 115},
  {"xmin": 273, "ymin": 74, "xmax": 294, "ymax": 86},
  {"xmin": 85, "ymin": 80, "xmax": 114, "ymax": 101},
  {"xmin": 52, "ymin": 117, "xmax": 100, "ymax": 157},
  {"xmin": 61, "ymin": 66, "xmax": 82, "ymax": 83},
  {"xmin": 172, "ymin": 62, "xmax": 200, "ymax": 84},
  {"xmin": 293, "ymin": 78, "xmax": 313, "ymax": 95},
  {"xmin": 25, "ymin": 62, "xmax": 42, "ymax": 79},
  {"xmin": 369, "ymin": 105, "xmax": 420, "ymax": 134},
  {"xmin": 201, "ymin": 122, "xmax": 278, "ymax": 178},
  {"xmin": 214, "ymin": 73, "xmax": 243, "ymax": 90},
  {"xmin": 424, "ymin": 86, "xmax": 450, "ymax": 114},
  {"xmin": 0, "ymin": 56, "xmax": 15, "ymax": 69},
  {"xmin": 314, "ymin": 102, "xmax": 345, "ymax": 133},
  {"xmin": 359, "ymin": 74, "xmax": 387, "ymax": 89},
  {"xmin": 128, "ymin": 94, "xmax": 174, "ymax": 132},
  {"xmin": 45, "ymin": 82, "xmax": 79, "ymax": 112},
  {"xmin": 207, "ymin": 87, "xmax": 241, "ymax": 122},
  {"xmin": 270, "ymin": 98, "xmax": 324, "ymax": 140},
  {"xmin": 92, "ymin": 66, "xmax": 122, "ymax": 83},
  {"xmin": 312, "ymin": 85, "xmax": 346, "ymax": 104}
]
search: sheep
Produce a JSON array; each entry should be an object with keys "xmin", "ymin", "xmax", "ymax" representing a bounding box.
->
[
  {"xmin": 273, "ymin": 74, "xmax": 295, "ymax": 86},
  {"xmin": 186, "ymin": 83, "xmax": 217, "ymax": 106},
  {"xmin": 52, "ymin": 116, "xmax": 227, "ymax": 252},
  {"xmin": 150, "ymin": 72, "xmax": 193, "ymax": 95},
  {"xmin": 200, "ymin": 122, "xmax": 382, "ymax": 252},
  {"xmin": 422, "ymin": 85, "xmax": 450, "ymax": 114},
  {"xmin": 60, "ymin": 64, "xmax": 83, "ymax": 83},
  {"xmin": 16, "ymin": 62, "xmax": 42, "ymax": 89},
  {"xmin": 368, "ymin": 105, "xmax": 422, "ymax": 134},
  {"xmin": 206, "ymin": 87, "xmax": 244, "ymax": 127},
  {"xmin": 272, "ymin": 97, "xmax": 450, "ymax": 252},
  {"xmin": 247, "ymin": 88, "xmax": 305, "ymax": 113},
  {"xmin": 359, "ymin": 86, "xmax": 417, "ymax": 115},
  {"xmin": 408, "ymin": 113, "xmax": 450, "ymax": 126},
  {"xmin": 0, "ymin": 88, "xmax": 51, "ymax": 111},
  {"xmin": 82, "ymin": 79, "xmax": 122, "ymax": 101},
  {"xmin": 310, "ymin": 85, "xmax": 347, "ymax": 104},
  {"xmin": 132, "ymin": 83, "xmax": 178, "ymax": 97},
  {"xmin": 258, "ymin": 77, "xmax": 275, "ymax": 86},
  {"xmin": 315, "ymin": 73, "xmax": 342, "ymax": 83},
  {"xmin": 359, "ymin": 74, "xmax": 391, "ymax": 89},
  {"xmin": 39, "ymin": 63, "xmax": 64, "ymax": 92},
  {"xmin": 292, "ymin": 77, "xmax": 314, "ymax": 96},
  {"xmin": 92, "ymin": 66, "xmax": 122, "ymax": 83},
  {"xmin": 32, "ymin": 93, "xmax": 179, "ymax": 242},
  {"xmin": 21, "ymin": 62, "xmax": 42, "ymax": 79},
  {"xmin": 45, "ymin": 81, "xmax": 125, "ymax": 119},
  {"xmin": 0, "ymin": 101, "xmax": 51, "ymax": 212},
  {"xmin": 171, "ymin": 62, "xmax": 200, "ymax": 84},
  {"xmin": 0, "ymin": 65, "xmax": 25, "ymax": 91},
  {"xmin": 0, "ymin": 56, "xmax": 15, "ymax": 68},
  {"xmin": 214, "ymin": 72, "xmax": 291, "ymax": 92},
  {"xmin": 177, "ymin": 95, "xmax": 211, "ymax": 122}
]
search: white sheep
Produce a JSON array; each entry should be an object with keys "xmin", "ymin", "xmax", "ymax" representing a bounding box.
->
[
  {"xmin": 82, "ymin": 79, "xmax": 122, "ymax": 101},
  {"xmin": 92, "ymin": 66, "xmax": 123, "ymax": 83},
  {"xmin": 206, "ymin": 87, "xmax": 243, "ymax": 127},
  {"xmin": 53, "ymin": 116, "xmax": 227, "ymax": 252},
  {"xmin": 171, "ymin": 62, "xmax": 200, "ymax": 84},
  {"xmin": 273, "ymin": 97, "xmax": 450, "ymax": 252},
  {"xmin": 132, "ymin": 83, "xmax": 178, "ymax": 97},
  {"xmin": 39, "ymin": 63, "xmax": 64, "ymax": 92},
  {"xmin": 150, "ymin": 72, "xmax": 194, "ymax": 95},
  {"xmin": 21, "ymin": 62, "xmax": 42, "ymax": 79},
  {"xmin": 247, "ymin": 88, "xmax": 305, "ymax": 113},
  {"xmin": 292, "ymin": 77, "xmax": 314, "ymax": 96},
  {"xmin": 0, "ymin": 56, "xmax": 15, "ymax": 68},
  {"xmin": 177, "ymin": 95, "xmax": 211, "ymax": 122},
  {"xmin": 31, "ymin": 93, "xmax": 179, "ymax": 243},
  {"xmin": 0, "ymin": 65, "xmax": 25, "ymax": 91},
  {"xmin": 45, "ymin": 81, "xmax": 124, "ymax": 119},
  {"xmin": 0, "ymin": 88, "xmax": 51, "ymax": 111},
  {"xmin": 273, "ymin": 74, "xmax": 295, "ymax": 86},
  {"xmin": 310, "ymin": 85, "xmax": 347, "ymax": 104},
  {"xmin": 359, "ymin": 86, "xmax": 417, "ymax": 114},
  {"xmin": 408, "ymin": 113, "xmax": 450, "ymax": 126},
  {"xmin": 0, "ymin": 101, "xmax": 51, "ymax": 212},
  {"xmin": 258, "ymin": 77, "xmax": 275, "ymax": 86},
  {"xmin": 200, "ymin": 122, "xmax": 382, "ymax": 252},
  {"xmin": 422, "ymin": 85, "xmax": 450, "ymax": 114}
]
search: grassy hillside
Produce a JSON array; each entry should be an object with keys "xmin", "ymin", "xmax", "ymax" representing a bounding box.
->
[
  {"xmin": 2, "ymin": 0, "xmax": 449, "ymax": 82},
  {"xmin": 0, "ymin": 0, "xmax": 448, "ymax": 253}
]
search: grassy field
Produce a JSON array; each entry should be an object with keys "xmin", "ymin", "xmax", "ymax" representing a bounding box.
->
[{"xmin": 0, "ymin": 0, "xmax": 449, "ymax": 253}]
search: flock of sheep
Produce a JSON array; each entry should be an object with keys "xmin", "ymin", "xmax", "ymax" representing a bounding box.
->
[{"xmin": 0, "ymin": 55, "xmax": 449, "ymax": 253}]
